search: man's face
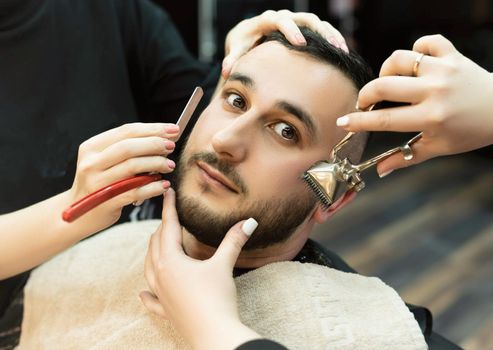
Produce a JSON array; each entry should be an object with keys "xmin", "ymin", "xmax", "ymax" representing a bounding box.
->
[{"xmin": 175, "ymin": 42, "xmax": 357, "ymax": 249}]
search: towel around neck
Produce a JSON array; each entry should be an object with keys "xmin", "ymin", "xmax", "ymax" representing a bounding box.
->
[{"xmin": 19, "ymin": 220, "xmax": 426, "ymax": 350}]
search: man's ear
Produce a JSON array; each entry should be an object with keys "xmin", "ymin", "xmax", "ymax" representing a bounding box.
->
[{"xmin": 311, "ymin": 190, "xmax": 357, "ymax": 224}]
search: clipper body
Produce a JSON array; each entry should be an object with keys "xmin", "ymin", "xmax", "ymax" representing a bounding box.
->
[{"xmin": 303, "ymin": 132, "xmax": 422, "ymax": 209}]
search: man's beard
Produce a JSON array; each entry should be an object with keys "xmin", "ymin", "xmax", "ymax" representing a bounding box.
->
[{"xmin": 173, "ymin": 150, "xmax": 317, "ymax": 250}]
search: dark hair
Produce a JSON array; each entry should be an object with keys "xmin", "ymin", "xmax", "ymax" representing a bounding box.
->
[{"xmin": 258, "ymin": 27, "xmax": 373, "ymax": 163}]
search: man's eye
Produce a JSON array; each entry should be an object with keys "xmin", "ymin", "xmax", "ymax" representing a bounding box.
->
[
  {"xmin": 226, "ymin": 93, "xmax": 246, "ymax": 110},
  {"xmin": 272, "ymin": 122, "xmax": 298, "ymax": 142}
]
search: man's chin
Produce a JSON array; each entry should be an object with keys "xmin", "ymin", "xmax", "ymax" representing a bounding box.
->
[
  {"xmin": 175, "ymin": 194, "xmax": 234, "ymax": 247},
  {"xmin": 176, "ymin": 185, "xmax": 315, "ymax": 251},
  {"xmin": 186, "ymin": 230, "xmax": 224, "ymax": 249}
]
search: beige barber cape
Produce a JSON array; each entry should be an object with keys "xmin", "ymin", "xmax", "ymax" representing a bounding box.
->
[{"xmin": 18, "ymin": 220, "xmax": 426, "ymax": 350}]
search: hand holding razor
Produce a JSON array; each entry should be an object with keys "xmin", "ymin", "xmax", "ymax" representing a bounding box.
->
[{"xmin": 62, "ymin": 87, "xmax": 203, "ymax": 222}]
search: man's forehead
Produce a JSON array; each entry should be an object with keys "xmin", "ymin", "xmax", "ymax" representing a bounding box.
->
[
  {"xmin": 230, "ymin": 41, "xmax": 353, "ymax": 97},
  {"xmin": 228, "ymin": 42, "xmax": 337, "ymax": 99}
]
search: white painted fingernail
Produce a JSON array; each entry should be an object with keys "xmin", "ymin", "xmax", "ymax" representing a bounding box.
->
[
  {"xmin": 241, "ymin": 218, "xmax": 258, "ymax": 237},
  {"xmin": 379, "ymin": 169, "xmax": 394, "ymax": 178},
  {"xmin": 336, "ymin": 116, "xmax": 349, "ymax": 127}
]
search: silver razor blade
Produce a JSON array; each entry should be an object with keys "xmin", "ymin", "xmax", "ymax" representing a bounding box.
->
[{"xmin": 175, "ymin": 86, "xmax": 204, "ymax": 141}]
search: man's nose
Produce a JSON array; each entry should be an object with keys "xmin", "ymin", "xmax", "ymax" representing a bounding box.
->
[{"xmin": 211, "ymin": 116, "xmax": 252, "ymax": 163}]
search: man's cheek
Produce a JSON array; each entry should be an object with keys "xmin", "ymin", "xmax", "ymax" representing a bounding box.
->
[
  {"xmin": 266, "ymin": 163, "xmax": 307, "ymax": 187},
  {"xmin": 187, "ymin": 127, "xmax": 214, "ymax": 149}
]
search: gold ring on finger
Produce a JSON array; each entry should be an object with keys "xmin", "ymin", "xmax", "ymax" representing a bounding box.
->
[{"xmin": 412, "ymin": 53, "xmax": 425, "ymax": 77}]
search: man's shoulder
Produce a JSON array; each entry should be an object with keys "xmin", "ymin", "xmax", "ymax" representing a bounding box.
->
[
  {"xmin": 235, "ymin": 260, "xmax": 428, "ymax": 349},
  {"xmin": 301, "ymin": 239, "xmax": 462, "ymax": 350}
]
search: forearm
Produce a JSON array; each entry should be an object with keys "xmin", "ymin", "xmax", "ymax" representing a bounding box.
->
[
  {"xmin": 0, "ymin": 123, "xmax": 176, "ymax": 279},
  {"xmin": 0, "ymin": 190, "xmax": 93, "ymax": 279}
]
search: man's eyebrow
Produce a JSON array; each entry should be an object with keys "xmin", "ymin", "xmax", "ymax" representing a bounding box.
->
[
  {"xmin": 227, "ymin": 72, "xmax": 255, "ymax": 89},
  {"xmin": 275, "ymin": 101, "xmax": 316, "ymax": 138}
]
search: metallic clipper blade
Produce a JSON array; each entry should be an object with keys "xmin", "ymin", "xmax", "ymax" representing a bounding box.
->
[
  {"xmin": 303, "ymin": 132, "xmax": 422, "ymax": 209},
  {"xmin": 303, "ymin": 161, "xmax": 342, "ymax": 208}
]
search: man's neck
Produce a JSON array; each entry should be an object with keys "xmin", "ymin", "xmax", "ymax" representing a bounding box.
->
[{"xmin": 181, "ymin": 224, "xmax": 313, "ymax": 268}]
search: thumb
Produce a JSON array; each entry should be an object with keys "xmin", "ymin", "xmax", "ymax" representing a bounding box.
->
[
  {"xmin": 221, "ymin": 42, "xmax": 254, "ymax": 78},
  {"xmin": 213, "ymin": 218, "xmax": 258, "ymax": 267},
  {"xmin": 221, "ymin": 55, "xmax": 235, "ymax": 78}
]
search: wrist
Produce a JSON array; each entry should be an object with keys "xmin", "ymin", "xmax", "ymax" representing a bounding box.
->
[
  {"xmin": 49, "ymin": 190, "xmax": 94, "ymax": 243},
  {"xmin": 54, "ymin": 189, "xmax": 109, "ymax": 243}
]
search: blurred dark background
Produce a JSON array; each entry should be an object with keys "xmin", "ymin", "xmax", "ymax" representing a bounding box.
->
[
  {"xmin": 154, "ymin": 1, "xmax": 493, "ymax": 348},
  {"xmin": 156, "ymin": 0, "xmax": 493, "ymax": 72}
]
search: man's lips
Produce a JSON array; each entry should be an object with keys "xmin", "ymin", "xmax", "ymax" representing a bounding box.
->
[{"xmin": 196, "ymin": 161, "xmax": 240, "ymax": 194}]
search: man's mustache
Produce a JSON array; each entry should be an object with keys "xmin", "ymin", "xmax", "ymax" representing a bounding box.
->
[{"xmin": 187, "ymin": 152, "xmax": 248, "ymax": 194}]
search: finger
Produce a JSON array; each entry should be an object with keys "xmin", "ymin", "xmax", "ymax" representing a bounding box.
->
[
  {"xmin": 336, "ymin": 105, "xmax": 427, "ymax": 132},
  {"xmin": 222, "ymin": 13, "xmax": 308, "ymax": 78},
  {"xmin": 213, "ymin": 218, "xmax": 257, "ymax": 267},
  {"xmin": 376, "ymin": 140, "xmax": 436, "ymax": 176},
  {"xmin": 379, "ymin": 50, "xmax": 439, "ymax": 77},
  {"xmin": 149, "ymin": 226, "xmax": 163, "ymax": 266},
  {"xmin": 289, "ymin": 13, "xmax": 347, "ymax": 51},
  {"xmin": 139, "ymin": 291, "xmax": 168, "ymax": 319},
  {"xmin": 147, "ymin": 228, "xmax": 165, "ymax": 291},
  {"xmin": 222, "ymin": 42, "xmax": 252, "ymax": 78},
  {"xmin": 275, "ymin": 16, "xmax": 306, "ymax": 45},
  {"xmin": 96, "ymin": 136, "xmax": 175, "ymax": 170},
  {"xmin": 358, "ymin": 76, "xmax": 427, "ymax": 109},
  {"xmin": 318, "ymin": 21, "xmax": 348, "ymax": 52},
  {"xmin": 113, "ymin": 180, "xmax": 169, "ymax": 208},
  {"xmin": 308, "ymin": 20, "xmax": 347, "ymax": 51},
  {"xmin": 80, "ymin": 123, "xmax": 179, "ymax": 154},
  {"xmin": 144, "ymin": 246, "xmax": 157, "ymax": 292},
  {"xmin": 222, "ymin": 17, "xmax": 257, "ymax": 75},
  {"xmin": 78, "ymin": 155, "xmax": 173, "ymax": 192},
  {"xmin": 160, "ymin": 188, "xmax": 184, "ymax": 253},
  {"xmin": 413, "ymin": 34, "xmax": 457, "ymax": 57},
  {"xmin": 284, "ymin": 12, "xmax": 346, "ymax": 48},
  {"xmin": 221, "ymin": 56, "xmax": 234, "ymax": 79},
  {"xmin": 101, "ymin": 156, "xmax": 175, "ymax": 184}
]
